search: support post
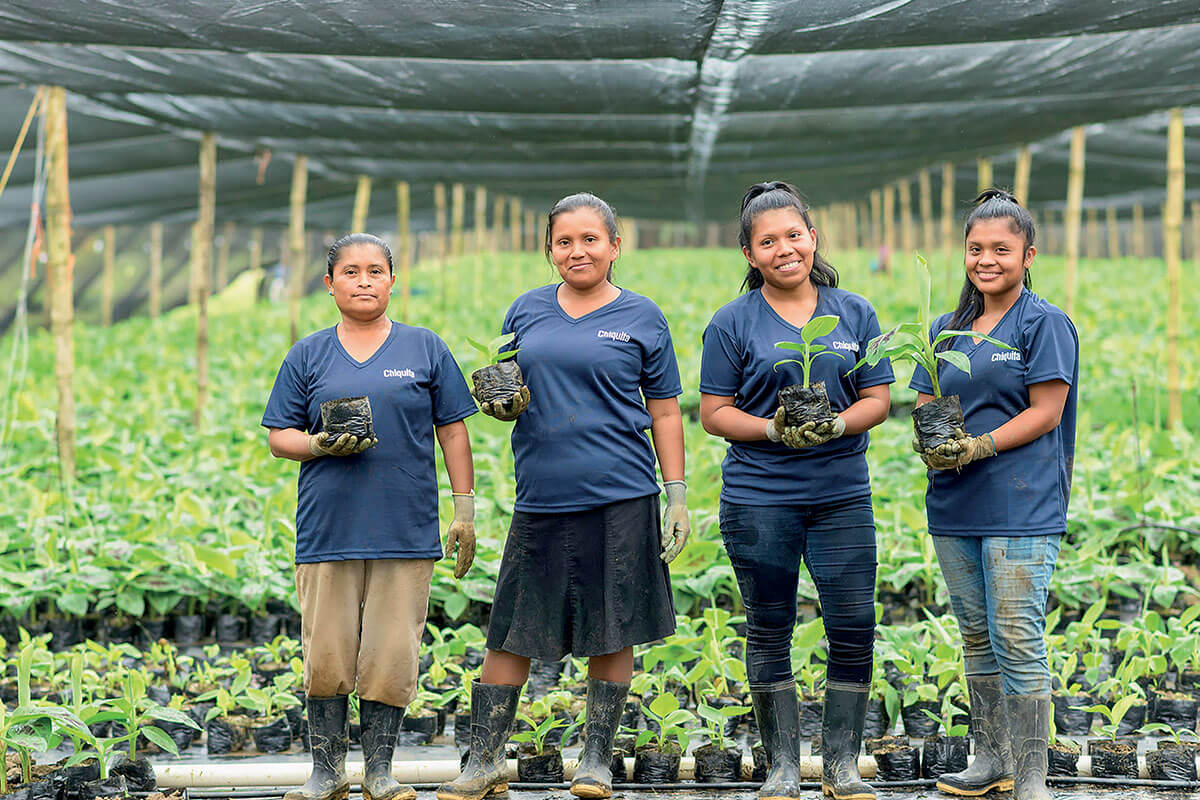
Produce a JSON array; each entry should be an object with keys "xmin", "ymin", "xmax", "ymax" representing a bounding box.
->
[
  {"xmin": 1106, "ymin": 207, "xmax": 1120, "ymax": 259},
  {"xmin": 45, "ymin": 85, "xmax": 75, "ymax": 484},
  {"xmin": 1164, "ymin": 108, "xmax": 1184, "ymax": 428},
  {"xmin": 216, "ymin": 220, "xmax": 233, "ymax": 292},
  {"xmin": 623, "ymin": 218, "xmax": 638, "ymax": 252},
  {"xmin": 396, "ymin": 181, "xmax": 410, "ymax": 322},
  {"xmin": 1086, "ymin": 208, "xmax": 1099, "ymax": 259},
  {"xmin": 510, "ymin": 197, "xmax": 522, "ymax": 253},
  {"xmin": 288, "ymin": 155, "xmax": 308, "ymax": 344},
  {"xmin": 351, "ymin": 174, "xmax": 371, "ymax": 233},
  {"xmin": 1063, "ymin": 126, "xmax": 1086, "ymax": 318},
  {"xmin": 1013, "ymin": 146, "xmax": 1032, "ymax": 207},
  {"xmin": 869, "ymin": 189, "xmax": 882, "ymax": 252},
  {"xmin": 492, "ymin": 194, "xmax": 505, "ymax": 253},
  {"xmin": 524, "ymin": 208, "xmax": 536, "ymax": 252},
  {"xmin": 898, "ymin": 179, "xmax": 913, "ymax": 255},
  {"xmin": 193, "ymin": 132, "xmax": 216, "ymax": 427},
  {"xmin": 1132, "ymin": 203, "xmax": 1146, "ymax": 258},
  {"xmin": 976, "ymin": 157, "xmax": 993, "ymax": 193},
  {"xmin": 940, "ymin": 162, "xmax": 954, "ymax": 279},
  {"xmin": 451, "ymin": 182, "xmax": 465, "ymax": 258},
  {"xmin": 1192, "ymin": 200, "xmax": 1200, "ymax": 267},
  {"xmin": 149, "ymin": 222, "xmax": 163, "ymax": 318},
  {"xmin": 101, "ymin": 224, "xmax": 114, "ymax": 326},
  {"xmin": 882, "ymin": 185, "xmax": 895, "ymax": 262},
  {"xmin": 918, "ymin": 169, "xmax": 934, "ymax": 254},
  {"xmin": 473, "ymin": 185, "xmax": 486, "ymax": 308}
]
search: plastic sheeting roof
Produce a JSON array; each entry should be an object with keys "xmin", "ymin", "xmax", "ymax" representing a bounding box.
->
[{"xmin": 2, "ymin": 1, "xmax": 1200, "ymax": 229}]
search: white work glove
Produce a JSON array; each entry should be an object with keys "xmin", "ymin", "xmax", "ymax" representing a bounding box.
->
[
  {"xmin": 308, "ymin": 431, "xmax": 376, "ymax": 457},
  {"xmin": 444, "ymin": 493, "xmax": 476, "ymax": 579},
  {"xmin": 660, "ymin": 480, "xmax": 690, "ymax": 564}
]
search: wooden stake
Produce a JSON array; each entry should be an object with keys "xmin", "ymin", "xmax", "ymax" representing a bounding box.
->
[
  {"xmin": 351, "ymin": 174, "xmax": 371, "ymax": 233},
  {"xmin": 473, "ymin": 185, "xmax": 486, "ymax": 308},
  {"xmin": 1192, "ymin": 200, "xmax": 1200, "ymax": 266},
  {"xmin": 193, "ymin": 132, "xmax": 216, "ymax": 427},
  {"xmin": 1086, "ymin": 207, "xmax": 1099, "ymax": 259},
  {"xmin": 149, "ymin": 222, "xmax": 163, "ymax": 318},
  {"xmin": 1132, "ymin": 203, "xmax": 1146, "ymax": 258},
  {"xmin": 434, "ymin": 182, "xmax": 448, "ymax": 260},
  {"xmin": 509, "ymin": 197, "xmax": 522, "ymax": 253},
  {"xmin": 918, "ymin": 169, "xmax": 933, "ymax": 254},
  {"xmin": 492, "ymin": 194, "xmax": 505, "ymax": 253},
  {"xmin": 898, "ymin": 179, "xmax": 914, "ymax": 255},
  {"xmin": 396, "ymin": 181, "xmax": 410, "ymax": 322},
  {"xmin": 1106, "ymin": 207, "xmax": 1120, "ymax": 259},
  {"xmin": 623, "ymin": 217, "xmax": 638, "ymax": 252},
  {"xmin": 976, "ymin": 157, "xmax": 993, "ymax": 194},
  {"xmin": 1044, "ymin": 208, "xmax": 1057, "ymax": 255},
  {"xmin": 882, "ymin": 185, "xmax": 895, "ymax": 261},
  {"xmin": 869, "ymin": 189, "xmax": 882, "ymax": 251},
  {"xmin": 941, "ymin": 162, "xmax": 955, "ymax": 286},
  {"xmin": 1063, "ymin": 126, "xmax": 1086, "ymax": 317},
  {"xmin": 288, "ymin": 155, "xmax": 308, "ymax": 344},
  {"xmin": 101, "ymin": 224, "xmax": 114, "ymax": 326},
  {"xmin": 249, "ymin": 226, "xmax": 263, "ymax": 272},
  {"xmin": 524, "ymin": 208, "xmax": 536, "ymax": 252},
  {"xmin": 216, "ymin": 221, "xmax": 233, "ymax": 291},
  {"xmin": 1164, "ymin": 108, "xmax": 1184, "ymax": 428},
  {"xmin": 44, "ymin": 86, "xmax": 75, "ymax": 484},
  {"xmin": 1013, "ymin": 146, "xmax": 1032, "ymax": 207},
  {"xmin": 451, "ymin": 182, "xmax": 465, "ymax": 258}
]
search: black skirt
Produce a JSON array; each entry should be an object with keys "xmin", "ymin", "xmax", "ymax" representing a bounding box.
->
[{"xmin": 486, "ymin": 494, "xmax": 676, "ymax": 660}]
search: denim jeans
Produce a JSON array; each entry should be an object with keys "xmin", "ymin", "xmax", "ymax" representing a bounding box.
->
[
  {"xmin": 931, "ymin": 534, "xmax": 1062, "ymax": 695},
  {"xmin": 719, "ymin": 495, "xmax": 877, "ymax": 688}
]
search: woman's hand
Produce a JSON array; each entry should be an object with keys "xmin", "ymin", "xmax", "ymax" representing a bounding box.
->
[
  {"xmin": 660, "ymin": 480, "xmax": 690, "ymax": 563},
  {"xmin": 770, "ymin": 409, "xmax": 847, "ymax": 449},
  {"xmin": 308, "ymin": 431, "xmax": 376, "ymax": 456},
  {"xmin": 917, "ymin": 428, "xmax": 996, "ymax": 471},
  {"xmin": 479, "ymin": 386, "xmax": 531, "ymax": 421},
  {"xmin": 444, "ymin": 493, "xmax": 476, "ymax": 578}
]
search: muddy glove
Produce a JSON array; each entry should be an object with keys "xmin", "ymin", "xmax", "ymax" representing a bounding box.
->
[
  {"xmin": 444, "ymin": 493, "xmax": 476, "ymax": 579},
  {"xmin": 767, "ymin": 406, "xmax": 810, "ymax": 449},
  {"xmin": 923, "ymin": 429, "xmax": 997, "ymax": 471},
  {"xmin": 479, "ymin": 385, "xmax": 531, "ymax": 422},
  {"xmin": 792, "ymin": 415, "xmax": 846, "ymax": 448},
  {"xmin": 308, "ymin": 431, "xmax": 376, "ymax": 457},
  {"xmin": 660, "ymin": 480, "xmax": 690, "ymax": 564}
]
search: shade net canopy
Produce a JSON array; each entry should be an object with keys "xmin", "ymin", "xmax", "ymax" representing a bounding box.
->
[{"xmin": 1, "ymin": 0, "xmax": 1200, "ymax": 231}]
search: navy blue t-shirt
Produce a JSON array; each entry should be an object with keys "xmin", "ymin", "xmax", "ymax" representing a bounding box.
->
[
  {"xmin": 262, "ymin": 323, "xmax": 478, "ymax": 563},
  {"xmin": 910, "ymin": 289, "xmax": 1078, "ymax": 537},
  {"xmin": 502, "ymin": 284, "xmax": 682, "ymax": 513},
  {"xmin": 700, "ymin": 287, "xmax": 895, "ymax": 505}
]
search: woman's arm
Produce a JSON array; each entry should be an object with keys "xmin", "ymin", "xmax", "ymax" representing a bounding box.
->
[
  {"xmin": 915, "ymin": 379, "xmax": 1070, "ymax": 452},
  {"xmin": 699, "ymin": 394, "xmax": 772, "ymax": 442},
  {"xmin": 435, "ymin": 420, "xmax": 475, "ymax": 493},
  {"xmin": 268, "ymin": 427, "xmax": 318, "ymax": 462},
  {"xmin": 646, "ymin": 396, "xmax": 685, "ymax": 481},
  {"xmin": 839, "ymin": 384, "xmax": 891, "ymax": 435}
]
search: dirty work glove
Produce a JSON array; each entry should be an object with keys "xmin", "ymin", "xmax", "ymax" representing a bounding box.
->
[
  {"xmin": 479, "ymin": 385, "xmax": 531, "ymax": 422},
  {"xmin": 308, "ymin": 431, "xmax": 376, "ymax": 457},
  {"xmin": 921, "ymin": 428, "xmax": 996, "ymax": 471},
  {"xmin": 660, "ymin": 480, "xmax": 690, "ymax": 564},
  {"xmin": 767, "ymin": 406, "xmax": 806, "ymax": 449},
  {"xmin": 792, "ymin": 415, "xmax": 846, "ymax": 448},
  {"xmin": 444, "ymin": 493, "xmax": 476, "ymax": 579}
]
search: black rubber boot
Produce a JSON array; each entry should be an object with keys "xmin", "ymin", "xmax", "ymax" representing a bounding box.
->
[
  {"xmin": 570, "ymin": 677, "xmax": 630, "ymax": 798},
  {"xmin": 284, "ymin": 696, "xmax": 350, "ymax": 800},
  {"xmin": 359, "ymin": 699, "xmax": 416, "ymax": 800},
  {"xmin": 1007, "ymin": 694, "xmax": 1051, "ymax": 800},
  {"xmin": 436, "ymin": 682, "xmax": 520, "ymax": 800},
  {"xmin": 820, "ymin": 682, "xmax": 874, "ymax": 800},
  {"xmin": 751, "ymin": 684, "xmax": 802, "ymax": 800},
  {"xmin": 936, "ymin": 675, "xmax": 1013, "ymax": 796}
]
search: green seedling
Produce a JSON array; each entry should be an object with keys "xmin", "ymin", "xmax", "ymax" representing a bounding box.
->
[
  {"xmin": 1140, "ymin": 722, "xmax": 1200, "ymax": 746},
  {"xmin": 773, "ymin": 314, "xmax": 844, "ymax": 388},
  {"xmin": 105, "ymin": 669, "xmax": 200, "ymax": 762},
  {"xmin": 635, "ymin": 692, "xmax": 694, "ymax": 754},
  {"xmin": 511, "ymin": 713, "xmax": 569, "ymax": 756},
  {"xmin": 1072, "ymin": 694, "xmax": 1141, "ymax": 741},
  {"xmin": 236, "ymin": 672, "xmax": 301, "ymax": 722},
  {"xmin": 696, "ymin": 701, "xmax": 751, "ymax": 752},
  {"xmin": 467, "ymin": 332, "xmax": 519, "ymax": 365},
  {"xmin": 851, "ymin": 255, "xmax": 1015, "ymax": 397}
]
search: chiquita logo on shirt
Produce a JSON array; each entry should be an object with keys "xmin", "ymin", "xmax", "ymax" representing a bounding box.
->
[
  {"xmin": 991, "ymin": 352, "xmax": 1021, "ymax": 362},
  {"xmin": 832, "ymin": 340, "xmax": 859, "ymax": 352},
  {"xmin": 597, "ymin": 329, "xmax": 631, "ymax": 342},
  {"xmin": 383, "ymin": 368, "xmax": 416, "ymax": 378}
]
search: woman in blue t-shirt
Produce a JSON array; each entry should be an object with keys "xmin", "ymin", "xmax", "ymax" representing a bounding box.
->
[
  {"xmin": 263, "ymin": 234, "xmax": 479, "ymax": 800},
  {"xmin": 438, "ymin": 193, "xmax": 689, "ymax": 800},
  {"xmin": 910, "ymin": 191, "xmax": 1077, "ymax": 800},
  {"xmin": 699, "ymin": 182, "xmax": 893, "ymax": 800}
]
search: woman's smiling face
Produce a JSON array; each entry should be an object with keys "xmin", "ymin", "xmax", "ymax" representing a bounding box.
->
[
  {"xmin": 964, "ymin": 217, "xmax": 1034, "ymax": 300},
  {"xmin": 743, "ymin": 207, "xmax": 818, "ymax": 291}
]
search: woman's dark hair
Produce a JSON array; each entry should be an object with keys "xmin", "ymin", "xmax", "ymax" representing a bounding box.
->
[
  {"xmin": 326, "ymin": 233, "xmax": 393, "ymax": 276},
  {"xmin": 738, "ymin": 181, "xmax": 838, "ymax": 292},
  {"xmin": 937, "ymin": 188, "xmax": 1035, "ymax": 350},
  {"xmin": 544, "ymin": 192, "xmax": 619, "ymax": 279}
]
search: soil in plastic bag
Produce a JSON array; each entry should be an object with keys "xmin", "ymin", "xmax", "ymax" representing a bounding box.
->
[
  {"xmin": 1147, "ymin": 744, "xmax": 1198, "ymax": 781},
  {"xmin": 320, "ymin": 396, "xmax": 375, "ymax": 440},
  {"xmin": 146, "ymin": 686, "xmax": 171, "ymax": 707},
  {"xmin": 214, "ymin": 614, "xmax": 245, "ymax": 643},
  {"xmin": 54, "ymin": 759, "xmax": 101, "ymax": 800},
  {"xmin": 206, "ymin": 718, "xmax": 247, "ymax": 755},
  {"xmin": 873, "ymin": 742, "xmax": 921, "ymax": 781},
  {"xmin": 1149, "ymin": 690, "xmax": 1199, "ymax": 728},
  {"xmin": 138, "ymin": 618, "xmax": 168, "ymax": 646},
  {"xmin": 693, "ymin": 745, "xmax": 742, "ymax": 782},
  {"xmin": 283, "ymin": 700, "xmax": 306, "ymax": 739},
  {"xmin": 1047, "ymin": 739, "xmax": 1080, "ymax": 777},
  {"xmin": 1088, "ymin": 739, "xmax": 1138, "ymax": 778},
  {"xmin": 632, "ymin": 745, "xmax": 681, "ymax": 783},
  {"xmin": 21, "ymin": 780, "xmax": 58, "ymax": 800},
  {"xmin": 751, "ymin": 744, "xmax": 768, "ymax": 782},
  {"xmin": 155, "ymin": 719, "xmax": 194, "ymax": 751},
  {"xmin": 863, "ymin": 699, "xmax": 891, "ymax": 739},
  {"xmin": 102, "ymin": 618, "xmax": 135, "ymax": 645},
  {"xmin": 171, "ymin": 614, "xmax": 206, "ymax": 645},
  {"xmin": 249, "ymin": 614, "xmax": 282, "ymax": 643},
  {"xmin": 452, "ymin": 712, "xmax": 471, "ymax": 751},
  {"xmin": 108, "ymin": 756, "xmax": 154, "ymax": 793},
  {"xmin": 911, "ymin": 395, "xmax": 964, "ymax": 451},
  {"xmin": 1051, "ymin": 694, "xmax": 1094, "ymax": 735},
  {"xmin": 78, "ymin": 775, "xmax": 128, "ymax": 800},
  {"xmin": 900, "ymin": 701, "xmax": 940, "ymax": 738},
  {"xmin": 48, "ymin": 618, "xmax": 81, "ymax": 649},
  {"xmin": 921, "ymin": 735, "xmax": 968, "ymax": 778},
  {"xmin": 798, "ymin": 698, "xmax": 823, "ymax": 737},
  {"xmin": 619, "ymin": 699, "xmax": 641, "ymax": 730},
  {"xmin": 252, "ymin": 716, "xmax": 293, "ymax": 753},
  {"xmin": 398, "ymin": 713, "xmax": 437, "ymax": 745},
  {"xmin": 610, "ymin": 738, "xmax": 635, "ymax": 783},
  {"xmin": 515, "ymin": 748, "xmax": 563, "ymax": 783},
  {"xmin": 778, "ymin": 382, "xmax": 833, "ymax": 428},
  {"xmin": 470, "ymin": 362, "xmax": 525, "ymax": 406}
]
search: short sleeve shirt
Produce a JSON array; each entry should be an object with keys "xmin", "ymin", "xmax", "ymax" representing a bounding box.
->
[
  {"xmin": 502, "ymin": 284, "xmax": 682, "ymax": 513},
  {"xmin": 909, "ymin": 289, "xmax": 1078, "ymax": 536},
  {"xmin": 262, "ymin": 323, "xmax": 478, "ymax": 563},
  {"xmin": 700, "ymin": 286, "xmax": 894, "ymax": 505}
]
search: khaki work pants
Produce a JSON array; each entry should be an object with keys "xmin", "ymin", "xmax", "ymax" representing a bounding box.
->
[{"xmin": 295, "ymin": 558, "xmax": 435, "ymax": 708}]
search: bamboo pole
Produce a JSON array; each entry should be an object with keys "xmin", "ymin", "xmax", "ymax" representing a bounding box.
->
[
  {"xmin": 976, "ymin": 157, "xmax": 993, "ymax": 194},
  {"xmin": 1132, "ymin": 203, "xmax": 1145, "ymax": 258},
  {"xmin": 1013, "ymin": 146, "xmax": 1032, "ymax": 207},
  {"xmin": 623, "ymin": 217, "xmax": 638, "ymax": 252},
  {"xmin": 450, "ymin": 182, "xmax": 465, "ymax": 258},
  {"xmin": 524, "ymin": 208, "xmax": 536, "ymax": 252},
  {"xmin": 101, "ymin": 224, "xmax": 114, "ymax": 326},
  {"xmin": 898, "ymin": 179, "xmax": 914, "ymax": 255},
  {"xmin": 434, "ymin": 182, "xmax": 447, "ymax": 259},
  {"xmin": 918, "ymin": 169, "xmax": 933, "ymax": 254},
  {"xmin": 941, "ymin": 162, "xmax": 955, "ymax": 287},
  {"xmin": 1105, "ymin": 207, "xmax": 1120, "ymax": 260},
  {"xmin": 288, "ymin": 156, "xmax": 308, "ymax": 344},
  {"xmin": 193, "ymin": 132, "xmax": 215, "ymax": 427},
  {"xmin": 509, "ymin": 197, "xmax": 522, "ymax": 253},
  {"xmin": 882, "ymin": 185, "xmax": 895, "ymax": 263},
  {"xmin": 845, "ymin": 204, "xmax": 859, "ymax": 252},
  {"xmin": 351, "ymin": 174, "xmax": 371, "ymax": 233},
  {"xmin": 1164, "ymin": 108, "xmax": 1184, "ymax": 429},
  {"xmin": 1085, "ymin": 208, "xmax": 1099, "ymax": 259},
  {"xmin": 869, "ymin": 189, "xmax": 882, "ymax": 252},
  {"xmin": 149, "ymin": 222, "xmax": 163, "ymax": 318},
  {"xmin": 1063, "ymin": 126, "xmax": 1086, "ymax": 318},
  {"xmin": 249, "ymin": 226, "xmax": 263, "ymax": 273},
  {"xmin": 216, "ymin": 221, "xmax": 233, "ymax": 291},
  {"xmin": 44, "ymin": 86, "xmax": 75, "ymax": 484},
  {"xmin": 396, "ymin": 182, "xmax": 411, "ymax": 322},
  {"xmin": 492, "ymin": 194, "xmax": 505, "ymax": 254},
  {"xmin": 1192, "ymin": 200, "xmax": 1200, "ymax": 267},
  {"xmin": 473, "ymin": 185, "xmax": 486, "ymax": 309}
]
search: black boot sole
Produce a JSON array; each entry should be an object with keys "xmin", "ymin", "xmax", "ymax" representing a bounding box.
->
[{"xmin": 935, "ymin": 777, "xmax": 1014, "ymax": 796}]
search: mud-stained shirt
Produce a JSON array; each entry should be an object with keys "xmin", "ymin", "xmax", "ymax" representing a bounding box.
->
[
  {"xmin": 262, "ymin": 322, "xmax": 477, "ymax": 563},
  {"xmin": 700, "ymin": 286, "xmax": 894, "ymax": 505},
  {"xmin": 910, "ymin": 289, "xmax": 1078, "ymax": 536},
  {"xmin": 502, "ymin": 284, "xmax": 682, "ymax": 513}
]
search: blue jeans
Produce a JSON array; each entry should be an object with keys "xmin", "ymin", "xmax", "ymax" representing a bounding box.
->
[
  {"xmin": 931, "ymin": 534, "xmax": 1061, "ymax": 695},
  {"xmin": 719, "ymin": 496, "xmax": 877, "ymax": 688}
]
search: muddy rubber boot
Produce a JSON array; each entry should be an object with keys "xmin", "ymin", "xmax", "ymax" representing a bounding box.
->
[
  {"xmin": 751, "ymin": 684, "xmax": 803, "ymax": 800},
  {"xmin": 284, "ymin": 696, "xmax": 350, "ymax": 800},
  {"xmin": 937, "ymin": 675, "xmax": 1013, "ymax": 796},
  {"xmin": 1007, "ymin": 694, "xmax": 1051, "ymax": 800},
  {"xmin": 359, "ymin": 699, "xmax": 416, "ymax": 800},
  {"xmin": 570, "ymin": 677, "xmax": 630, "ymax": 799},
  {"xmin": 436, "ymin": 682, "xmax": 520, "ymax": 800},
  {"xmin": 820, "ymin": 682, "xmax": 874, "ymax": 800}
]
